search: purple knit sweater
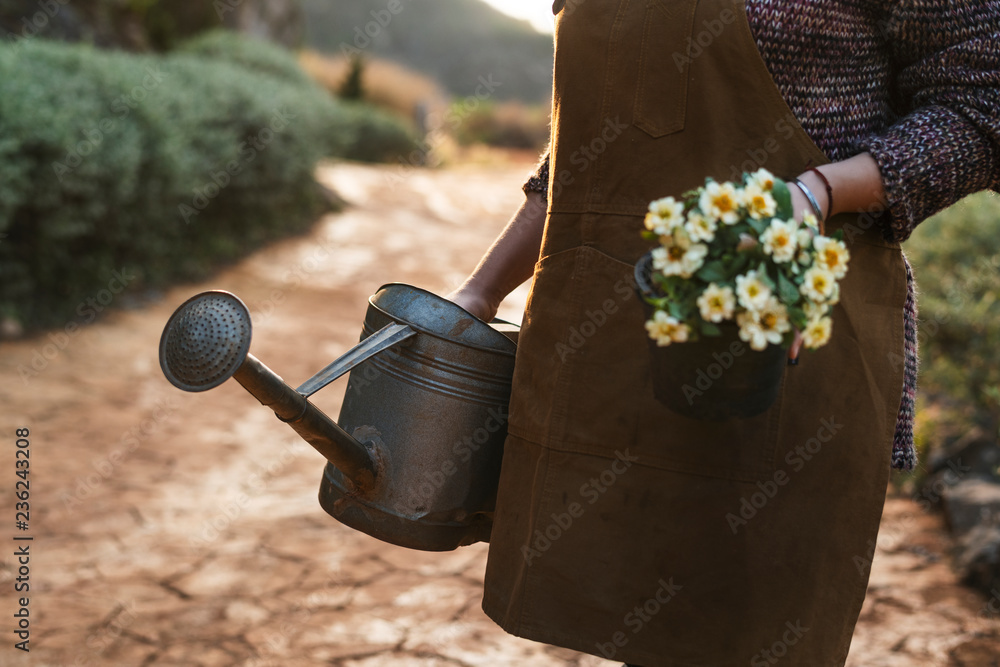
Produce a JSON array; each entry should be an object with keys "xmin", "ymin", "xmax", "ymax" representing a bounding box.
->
[{"xmin": 525, "ymin": 0, "xmax": 1000, "ymax": 471}]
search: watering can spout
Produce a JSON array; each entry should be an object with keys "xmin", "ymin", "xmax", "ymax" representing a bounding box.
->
[{"xmin": 158, "ymin": 291, "xmax": 381, "ymax": 493}]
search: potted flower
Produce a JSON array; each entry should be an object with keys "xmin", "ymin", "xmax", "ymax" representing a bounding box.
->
[{"xmin": 635, "ymin": 169, "xmax": 850, "ymax": 420}]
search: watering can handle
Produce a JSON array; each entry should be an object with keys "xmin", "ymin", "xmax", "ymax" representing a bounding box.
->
[{"xmin": 296, "ymin": 322, "xmax": 417, "ymax": 398}]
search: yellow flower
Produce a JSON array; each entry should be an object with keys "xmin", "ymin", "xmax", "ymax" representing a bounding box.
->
[
  {"xmin": 813, "ymin": 236, "xmax": 851, "ymax": 279},
  {"xmin": 760, "ymin": 219, "xmax": 798, "ymax": 263},
  {"xmin": 685, "ymin": 210, "xmax": 717, "ymax": 243},
  {"xmin": 735, "ymin": 270, "xmax": 772, "ymax": 311},
  {"xmin": 747, "ymin": 168, "xmax": 777, "ymax": 192},
  {"xmin": 743, "ymin": 183, "xmax": 777, "ymax": 220},
  {"xmin": 800, "ymin": 266, "xmax": 837, "ymax": 302},
  {"xmin": 699, "ymin": 181, "xmax": 742, "ymax": 225},
  {"xmin": 652, "ymin": 230, "xmax": 709, "ymax": 278},
  {"xmin": 644, "ymin": 197, "xmax": 685, "ymax": 236},
  {"xmin": 802, "ymin": 316, "xmax": 833, "ymax": 349},
  {"xmin": 645, "ymin": 311, "xmax": 691, "ymax": 347},
  {"xmin": 697, "ymin": 283, "xmax": 736, "ymax": 323}
]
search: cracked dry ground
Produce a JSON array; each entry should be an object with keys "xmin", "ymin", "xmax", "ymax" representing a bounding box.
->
[{"xmin": 1, "ymin": 160, "xmax": 999, "ymax": 667}]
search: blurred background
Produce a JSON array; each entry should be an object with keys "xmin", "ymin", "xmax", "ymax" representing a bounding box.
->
[{"xmin": 0, "ymin": 1, "xmax": 998, "ymax": 665}]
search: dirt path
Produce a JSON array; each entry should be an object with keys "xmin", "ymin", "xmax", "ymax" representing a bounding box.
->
[{"xmin": 0, "ymin": 161, "xmax": 997, "ymax": 667}]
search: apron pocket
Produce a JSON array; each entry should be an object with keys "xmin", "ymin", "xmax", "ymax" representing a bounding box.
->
[
  {"xmin": 510, "ymin": 245, "xmax": 783, "ymax": 482},
  {"xmin": 633, "ymin": 0, "xmax": 699, "ymax": 138}
]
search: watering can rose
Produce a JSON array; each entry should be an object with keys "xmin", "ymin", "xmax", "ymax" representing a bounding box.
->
[{"xmin": 638, "ymin": 169, "xmax": 849, "ymax": 352}]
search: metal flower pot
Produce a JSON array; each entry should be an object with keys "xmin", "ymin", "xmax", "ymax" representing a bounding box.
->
[{"xmin": 634, "ymin": 253, "xmax": 785, "ymax": 420}]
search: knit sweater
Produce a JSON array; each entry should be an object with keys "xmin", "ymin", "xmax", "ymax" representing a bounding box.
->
[{"xmin": 524, "ymin": 0, "xmax": 1000, "ymax": 471}]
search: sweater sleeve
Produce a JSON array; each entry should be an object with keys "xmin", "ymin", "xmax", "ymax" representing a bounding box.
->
[
  {"xmin": 859, "ymin": 1, "xmax": 1000, "ymax": 242},
  {"xmin": 522, "ymin": 151, "xmax": 551, "ymax": 202}
]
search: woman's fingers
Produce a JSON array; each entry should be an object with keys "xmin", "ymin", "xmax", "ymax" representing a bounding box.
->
[{"xmin": 787, "ymin": 330, "xmax": 804, "ymax": 366}]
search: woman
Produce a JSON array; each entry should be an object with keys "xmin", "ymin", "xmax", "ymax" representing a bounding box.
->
[{"xmin": 451, "ymin": 1, "xmax": 1000, "ymax": 665}]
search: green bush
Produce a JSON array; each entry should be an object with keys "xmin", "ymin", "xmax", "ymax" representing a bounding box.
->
[
  {"xmin": 906, "ymin": 192, "xmax": 1000, "ymax": 438},
  {"xmin": 0, "ymin": 32, "xmax": 414, "ymax": 330}
]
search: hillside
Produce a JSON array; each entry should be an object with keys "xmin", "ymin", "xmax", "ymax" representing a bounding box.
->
[{"xmin": 302, "ymin": 0, "xmax": 554, "ymax": 103}]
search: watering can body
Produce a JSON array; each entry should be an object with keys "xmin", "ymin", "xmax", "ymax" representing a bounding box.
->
[
  {"xmin": 320, "ymin": 285, "xmax": 516, "ymax": 551},
  {"xmin": 159, "ymin": 284, "xmax": 516, "ymax": 552}
]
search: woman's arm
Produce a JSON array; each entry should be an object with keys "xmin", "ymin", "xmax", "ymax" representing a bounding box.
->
[
  {"xmin": 448, "ymin": 191, "xmax": 547, "ymax": 322},
  {"xmin": 790, "ymin": 152, "xmax": 886, "ymax": 223},
  {"xmin": 785, "ymin": 152, "xmax": 887, "ymax": 359}
]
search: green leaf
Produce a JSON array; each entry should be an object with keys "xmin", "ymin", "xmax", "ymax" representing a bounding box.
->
[
  {"xmin": 777, "ymin": 271, "xmax": 800, "ymax": 304},
  {"xmin": 772, "ymin": 179, "xmax": 794, "ymax": 219},
  {"xmin": 696, "ymin": 260, "xmax": 728, "ymax": 283},
  {"xmin": 746, "ymin": 216, "xmax": 768, "ymax": 235},
  {"xmin": 700, "ymin": 321, "xmax": 722, "ymax": 337}
]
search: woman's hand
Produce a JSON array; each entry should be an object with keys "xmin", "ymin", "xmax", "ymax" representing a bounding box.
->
[
  {"xmin": 785, "ymin": 153, "xmax": 887, "ymax": 363},
  {"xmin": 448, "ymin": 284, "xmax": 500, "ymax": 323}
]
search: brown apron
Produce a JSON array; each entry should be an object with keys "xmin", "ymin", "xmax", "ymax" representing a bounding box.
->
[{"xmin": 482, "ymin": 1, "xmax": 908, "ymax": 665}]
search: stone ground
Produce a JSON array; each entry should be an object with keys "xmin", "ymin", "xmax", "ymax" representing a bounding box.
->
[{"xmin": 0, "ymin": 160, "xmax": 998, "ymax": 667}]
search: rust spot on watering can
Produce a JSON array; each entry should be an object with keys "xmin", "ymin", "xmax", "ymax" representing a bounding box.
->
[{"xmin": 448, "ymin": 318, "xmax": 475, "ymax": 337}]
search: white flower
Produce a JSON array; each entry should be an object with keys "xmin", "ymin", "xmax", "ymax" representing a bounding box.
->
[
  {"xmin": 760, "ymin": 219, "xmax": 798, "ymax": 263},
  {"xmin": 743, "ymin": 183, "xmax": 777, "ymax": 220},
  {"xmin": 699, "ymin": 181, "xmax": 742, "ymax": 225},
  {"xmin": 800, "ymin": 266, "xmax": 837, "ymax": 302},
  {"xmin": 802, "ymin": 316, "xmax": 833, "ymax": 349},
  {"xmin": 803, "ymin": 301, "xmax": 830, "ymax": 320},
  {"xmin": 802, "ymin": 213, "xmax": 820, "ymax": 231},
  {"xmin": 757, "ymin": 296, "xmax": 792, "ymax": 342},
  {"xmin": 813, "ymin": 236, "xmax": 851, "ymax": 279},
  {"xmin": 685, "ymin": 210, "xmax": 717, "ymax": 243},
  {"xmin": 697, "ymin": 283, "xmax": 736, "ymax": 323},
  {"xmin": 645, "ymin": 311, "xmax": 691, "ymax": 347},
  {"xmin": 747, "ymin": 168, "xmax": 777, "ymax": 192},
  {"xmin": 737, "ymin": 311, "xmax": 769, "ymax": 351},
  {"xmin": 652, "ymin": 230, "xmax": 709, "ymax": 278},
  {"xmin": 735, "ymin": 270, "xmax": 772, "ymax": 311},
  {"xmin": 644, "ymin": 197, "xmax": 686, "ymax": 235},
  {"xmin": 737, "ymin": 297, "xmax": 790, "ymax": 351}
]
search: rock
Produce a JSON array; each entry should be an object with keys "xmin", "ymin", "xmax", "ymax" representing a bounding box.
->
[
  {"xmin": 957, "ymin": 524, "xmax": 1000, "ymax": 598},
  {"xmin": 928, "ymin": 426, "xmax": 1000, "ymax": 480},
  {"xmin": 941, "ymin": 478, "xmax": 1000, "ymax": 537}
]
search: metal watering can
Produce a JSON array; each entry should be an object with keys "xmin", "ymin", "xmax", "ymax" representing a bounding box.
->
[{"xmin": 158, "ymin": 284, "xmax": 517, "ymax": 551}]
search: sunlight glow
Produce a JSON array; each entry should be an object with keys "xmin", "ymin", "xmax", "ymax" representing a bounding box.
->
[{"xmin": 479, "ymin": 0, "xmax": 556, "ymax": 34}]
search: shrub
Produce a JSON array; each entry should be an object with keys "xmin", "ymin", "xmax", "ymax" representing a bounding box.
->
[
  {"xmin": 0, "ymin": 32, "xmax": 413, "ymax": 330},
  {"xmin": 906, "ymin": 192, "xmax": 1000, "ymax": 439}
]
